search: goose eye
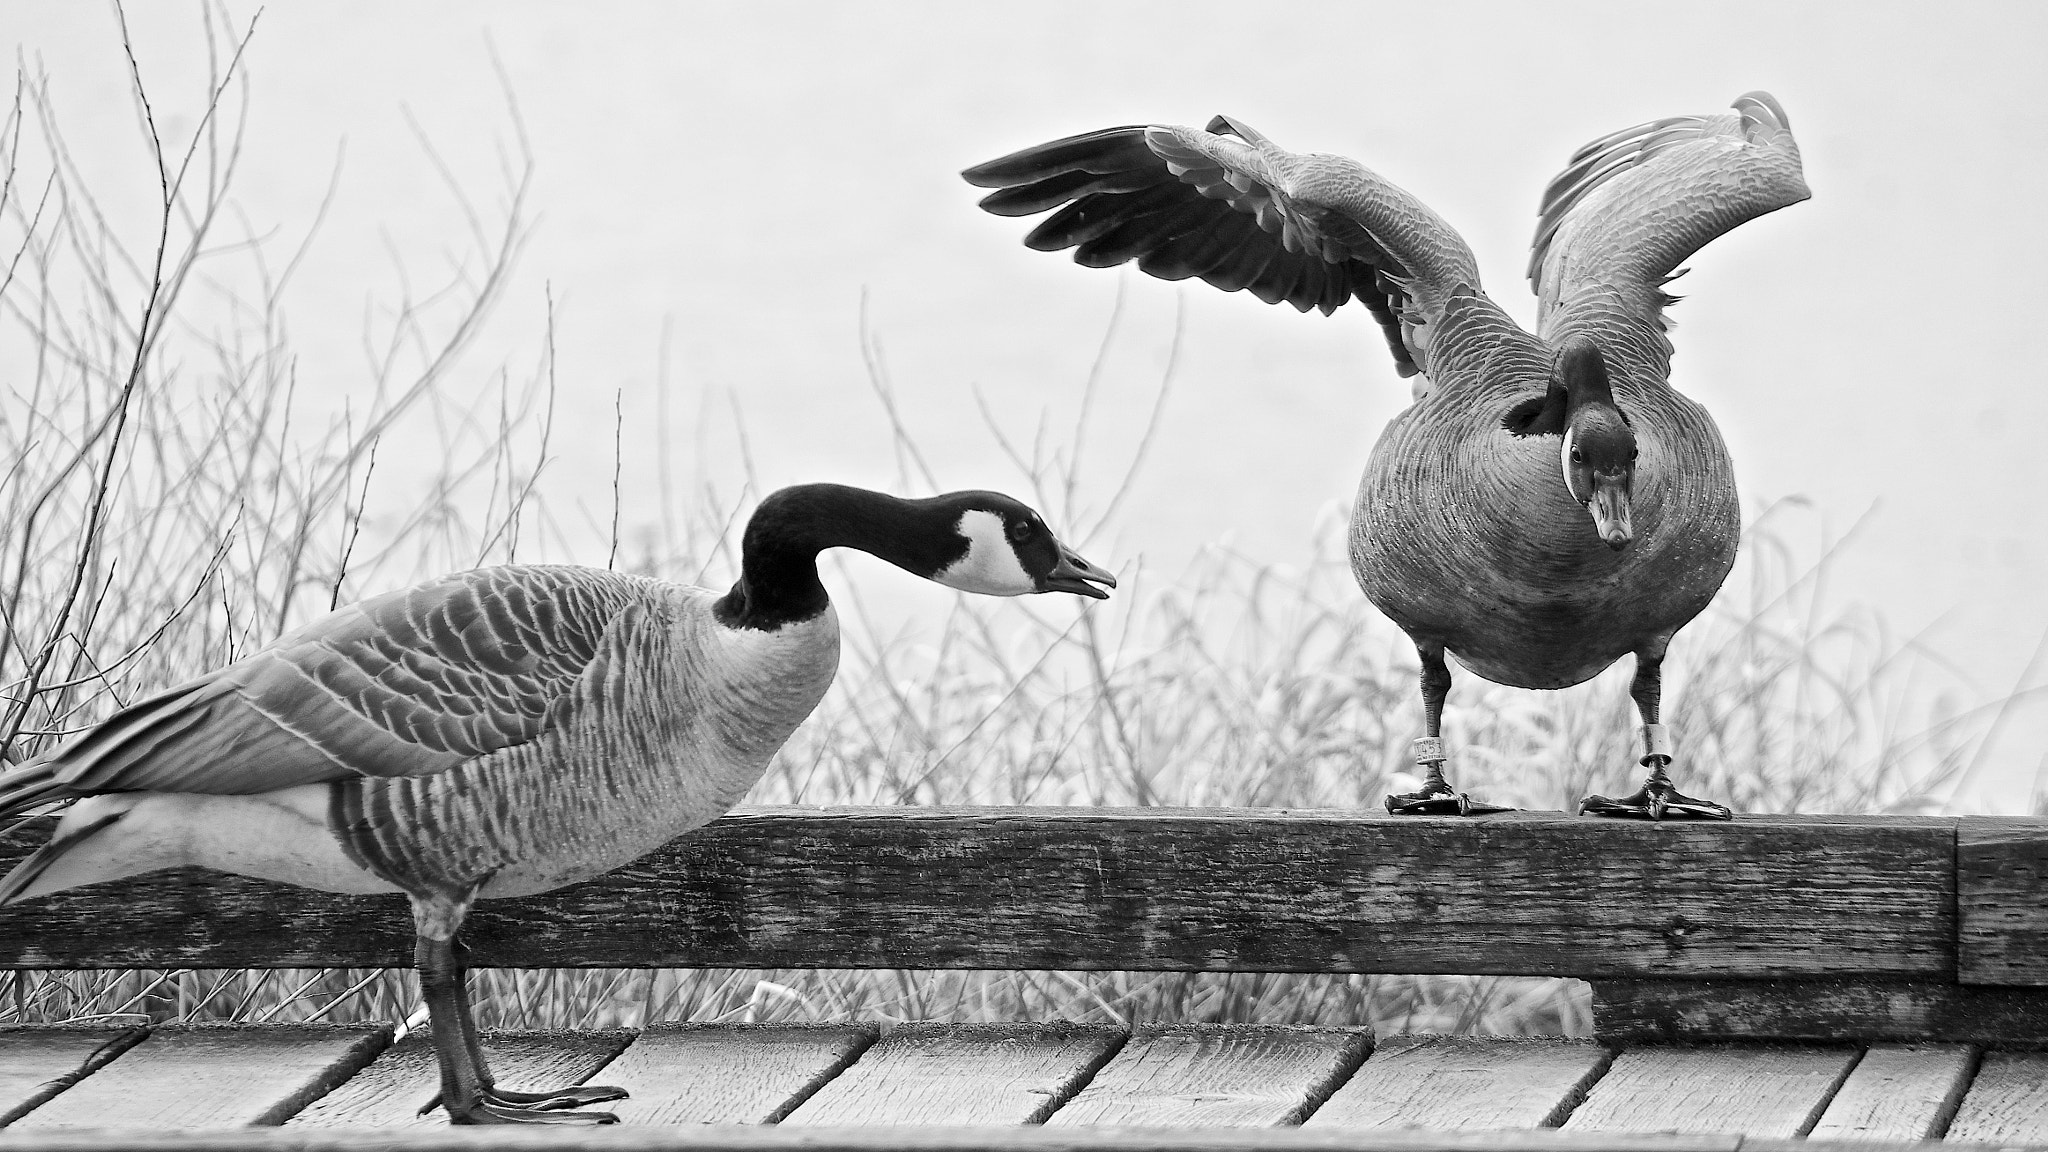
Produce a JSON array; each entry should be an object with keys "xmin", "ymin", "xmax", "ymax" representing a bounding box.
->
[
  {"xmin": 1570, "ymin": 448, "xmax": 1584, "ymax": 464},
  {"xmin": 1007, "ymin": 520, "xmax": 1034, "ymax": 543}
]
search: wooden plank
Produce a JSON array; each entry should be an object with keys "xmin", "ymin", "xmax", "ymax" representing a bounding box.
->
[
  {"xmin": 1804, "ymin": 1044, "xmax": 1972, "ymax": 1141},
  {"xmin": 1045, "ymin": 1024, "xmax": 1367, "ymax": 1128},
  {"xmin": 1958, "ymin": 815, "xmax": 2048, "ymax": 986},
  {"xmin": 285, "ymin": 1028, "xmax": 631, "ymax": 1126},
  {"xmin": 601, "ymin": 1022, "xmax": 877, "ymax": 1125},
  {"xmin": 8, "ymin": 1022, "xmax": 389, "ymax": 1129},
  {"xmin": 1946, "ymin": 1049, "xmax": 2048, "ymax": 1143},
  {"xmin": 780, "ymin": 1021, "xmax": 1122, "ymax": 1126},
  {"xmin": 1305, "ymin": 1035, "xmax": 1609, "ymax": 1130},
  {"xmin": 0, "ymin": 1025, "xmax": 148, "ymax": 1126},
  {"xmin": 0, "ymin": 809, "xmax": 1958, "ymax": 980},
  {"xmin": 0, "ymin": 1124, "xmax": 1759, "ymax": 1149},
  {"xmin": 1589, "ymin": 978, "xmax": 2048, "ymax": 1042},
  {"xmin": 1559, "ymin": 1044, "xmax": 1858, "ymax": 1138}
]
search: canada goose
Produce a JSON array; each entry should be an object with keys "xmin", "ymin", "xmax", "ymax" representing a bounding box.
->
[
  {"xmin": 0, "ymin": 483, "xmax": 1115, "ymax": 1124},
  {"xmin": 964, "ymin": 93, "xmax": 1808, "ymax": 820}
]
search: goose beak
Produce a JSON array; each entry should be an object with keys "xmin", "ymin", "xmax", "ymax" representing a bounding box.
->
[
  {"xmin": 1039, "ymin": 545, "xmax": 1117, "ymax": 599},
  {"xmin": 1589, "ymin": 476, "xmax": 1632, "ymax": 550}
]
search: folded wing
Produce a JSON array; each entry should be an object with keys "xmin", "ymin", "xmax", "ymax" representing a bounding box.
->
[{"xmin": 0, "ymin": 566, "xmax": 648, "ymax": 809}]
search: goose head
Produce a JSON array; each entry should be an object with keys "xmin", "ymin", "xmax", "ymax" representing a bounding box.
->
[
  {"xmin": 925, "ymin": 492, "xmax": 1117, "ymax": 599},
  {"xmin": 719, "ymin": 484, "xmax": 1116, "ymax": 632},
  {"xmin": 1504, "ymin": 336, "xmax": 1637, "ymax": 550}
]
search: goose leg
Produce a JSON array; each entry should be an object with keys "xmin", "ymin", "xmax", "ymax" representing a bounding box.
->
[
  {"xmin": 1385, "ymin": 642, "xmax": 1510, "ymax": 816},
  {"xmin": 1578, "ymin": 648, "xmax": 1732, "ymax": 820},
  {"xmin": 412, "ymin": 896, "xmax": 625, "ymax": 1125}
]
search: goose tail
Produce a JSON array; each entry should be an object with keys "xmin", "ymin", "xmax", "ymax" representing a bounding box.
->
[
  {"xmin": 0, "ymin": 807, "xmax": 125, "ymax": 905},
  {"xmin": 0, "ymin": 759, "xmax": 75, "ymax": 819}
]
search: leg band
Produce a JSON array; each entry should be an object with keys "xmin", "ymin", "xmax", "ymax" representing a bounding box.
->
[
  {"xmin": 1639, "ymin": 723, "xmax": 1672, "ymax": 767},
  {"xmin": 1412, "ymin": 736, "xmax": 1446, "ymax": 766}
]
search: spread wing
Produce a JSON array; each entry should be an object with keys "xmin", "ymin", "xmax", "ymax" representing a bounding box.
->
[
  {"xmin": 0, "ymin": 566, "xmax": 650, "ymax": 808},
  {"xmin": 963, "ymin": 115, "xmax": 1490, "ymax": 379},
  {"xmin": 1529, "ymin": 91, "xmax": 1811, "ymax": 361}
]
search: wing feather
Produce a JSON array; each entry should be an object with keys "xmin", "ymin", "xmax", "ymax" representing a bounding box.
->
[
  {"xmin": 965, "ymin": 115, "xmax": 1493, "ymax": 377},
  {"xmin": 1529, "ymin": 91, "xmax": 1811, "ymax": 348},
  {"xmin": 5, "ymin": 566, "xmax": 653, "ymax": 805}
]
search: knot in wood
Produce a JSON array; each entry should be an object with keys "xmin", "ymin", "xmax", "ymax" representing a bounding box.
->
[{"xmin": 1661, "ymin": 915, "xmax": 1699, "ymax": 951}]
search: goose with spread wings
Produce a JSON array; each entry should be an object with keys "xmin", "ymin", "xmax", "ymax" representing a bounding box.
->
[{"xmin": 964, "ymin": 93, "xmax": 1809, "ymax": 818}]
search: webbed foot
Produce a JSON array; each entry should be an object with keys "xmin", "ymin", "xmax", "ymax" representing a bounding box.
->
[
  {"xmin": 1579, "ymin": 780, "xmax": 1731, "ymax": 821},
  {"xmin": 451, "ymin": 1099, "xmax": 621, "ymax": 1125},
  {"xmin": 1579, "ymin": 724, "xmax": 1731, "ymax": 820},
  {"xmin": 1384, "ymin": 782, "xmax": 1511, "ymax": 816},
  {"xmin": 424, "ymin": 1083, "xmax": 629, "ymax": 1122},
  {"xmin": 1384, "ymin": 738, "xmax": 1511, "ymax": 816}
]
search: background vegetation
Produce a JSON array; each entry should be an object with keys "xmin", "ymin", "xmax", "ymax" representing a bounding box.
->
[{"xmin": 1, "ymin": 10, "xmax": 2012, "ymax": 1038}]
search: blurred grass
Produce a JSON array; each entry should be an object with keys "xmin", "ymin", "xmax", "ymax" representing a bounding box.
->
[{"xmin": 0, "ymin": 7, "xmax": 2010, "ymax": 1038}]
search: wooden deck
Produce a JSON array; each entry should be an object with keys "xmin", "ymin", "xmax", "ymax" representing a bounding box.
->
[
  {"xmin": 6, "ymin": 807, "xmax": 2048, "ymax": 1149},
  {"xmin": 4, "ymin": 1021, "xmax": 2046, "ymax": 1148}
]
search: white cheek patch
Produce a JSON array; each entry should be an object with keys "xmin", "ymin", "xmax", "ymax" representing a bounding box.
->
[
  {"xmin": 932, "ymin": 509, "xmax": 1035, "ymax": 597},
  {"xmin": 1560, "ymin": 424, "xmax": 1584, "ymax": 504}
]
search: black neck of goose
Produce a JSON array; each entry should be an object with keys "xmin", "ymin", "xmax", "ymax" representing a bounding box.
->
[
  {"xmin": 1506, "ymin": 336, "xmax": 1626, "ymax": 436},
  {"xmin": 1559, "ymin": 336, "xmax": 1623, "ymax": 424},
  {"xmin": 714, "ymin": 484, "xmax": 965, "ymax": 631}
]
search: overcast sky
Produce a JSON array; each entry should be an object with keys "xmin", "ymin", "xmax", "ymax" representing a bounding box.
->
[{"xmin": 16, "ymin": 2, "xmax": 2048, "ymax": 810}]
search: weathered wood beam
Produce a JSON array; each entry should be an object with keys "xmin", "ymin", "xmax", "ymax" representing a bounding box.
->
[
  {"xmin": 0, "ymin": 808, "xmax": 1956, "ymax": 980},
  {"xmin": 1957, "ymin": 816, "xmax": 2048, "ymax": 986},
  {"xmin": 1591, "ymin": 978, "xmax": 2048, "ymax": 1043},
  {"xmin": 0, "ymin": 1121, "xmax": 2003, "ymax": 1151}
]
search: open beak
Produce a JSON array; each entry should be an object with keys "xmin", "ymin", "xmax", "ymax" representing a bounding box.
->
[
  {"xmin": 1589, "ymin": 475, "xmax": 1632, "ymax": 550},
  {"xmin": 1038, "ymin": 544, "xmax": 1117, "ymax": 599}
]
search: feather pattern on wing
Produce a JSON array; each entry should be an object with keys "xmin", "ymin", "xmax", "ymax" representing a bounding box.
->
[
  {"xmin": 17, "ymin": 566, "xmax": 648, "ymax": 799},
  {"xmin": 965, "ymin": 116, "xmax": 1490, "ymax": 379},
  {"xmin": 1529, "ymin": 91, "xmax": 1811, "ymax": 369}
]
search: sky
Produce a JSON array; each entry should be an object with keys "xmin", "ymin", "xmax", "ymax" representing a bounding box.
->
[{"xmin": 12, "ymin": 2, "xmax": 2048, "ymax": 810}]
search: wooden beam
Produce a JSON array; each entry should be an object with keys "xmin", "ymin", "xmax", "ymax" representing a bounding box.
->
[
  {"xmin": 0, "ymin": 1120, "xmax": 1974, "ymax": 1150},
  {"xmin": 0, "ymin": 1026, "xmax": 148, "ymax": 1127},
  {"xmin": 6, "ymin": 1023, "xmax": 390, "ymax": 1130},
  {"xmin": 1805, "ymin": 1044, "xmax": 1974, "ymax": 1142},
  {"xmin": 1589, "ymin": 979, "xmax": 2048, "ymax": 1043},
  {"xmin": 0, "ymin": 808, "xmax": 1956, "ymax": 980},
  {"xmin": 1304, "ymin": 1035, "xmax": 1610, "ymax": 1130},
  {"xmin": 777, "ymin": 1022, "xmax": 1123, "ymax": 1126},
  {"xmin": 1045, "ymin": 1024, "xmax": 1369, "ymax": 1128},
  {"xmin": 285, "ymin": 1030, "xmax": 633, "ymax": 1127},
  {"xmin": 1957, "ymin": 816, "xmax": 2048, "ymax": 986},
  {"xmin": 1558, "ymin": 1044, "xmax": 1860, "ymax": 1138}
]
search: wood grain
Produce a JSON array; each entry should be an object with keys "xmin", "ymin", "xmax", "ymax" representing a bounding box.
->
[
  {"xmin": 285, "ymin": 1029, "xmax": 632, "ymax": 1126},
  {"xmin": 0, "ymin": 1025, "xmax": 148, "ymax": 1126},
  {"xmin": 1558, "ymin": 1044, "xmax": 1857, "ymax": 1137},
  {"xmin": 1045, "ymin": 1024, "xmax": 1367, "ymax": 1128},
  {"xmin": 1588, "ymin": 978, "xmax": 2048, "ymax": 1042},
  {"xmin": 1945, "ymin": 1049, "xmax": 2048, "ymax": 1143},
  {"xmin": 779, "ymin": 1021, "xmax": 1123, "ymax": 1126},
  {"xmin": 1804, "ymin": 1044, "xmax": 1972, "ymax": 1141},
  {"xmin": 600, "ymin": 1022, "xmax": 877, "ymax": 1125},
  {"xmin": 1957, "ymin": 815, "xmax": 2048, "ymax": 986},
  {"xmin": 1305, "ymin": 1036, "xmax": 1609, "ymax": 1130},
  {"xmin": 8, "ymin": 1023, "xmax": 389, "ymax": 1130},
  {"xmin": 0, "ymin": 1123, "xmax": 1765, "ymax": 1149},
  {"xmin": 0, "ymin": 808, "xmax": 1958, "ymax": 980}
]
